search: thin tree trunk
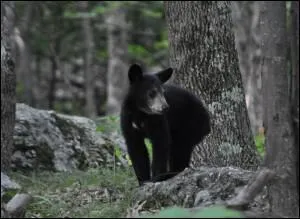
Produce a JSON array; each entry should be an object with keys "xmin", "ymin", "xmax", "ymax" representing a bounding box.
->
[
  {"xmin": 164, "ymin": 1, "xmax": 259, "ymax": 170},
  {"xmin": 78, "ymin": 1, "xmax": 96, "ymax": 118},
  {"xmin": 48, "ymin": 56, "xmax": 56, "ymax": 110},
  {"xmin": 105, "ymin": 7, "xmax": 129, "ymax": 115},
  {"xmin": 34, "ymin": 55, "xmax": 48, "ymax": 109},
  {"xmin": 231, "ymin": 1, "xmax": 263, "ymax": 136},
  {"xmin": 48, "ymin": 38, "xmax": 62, "ymax": 110},
  {"xmin": 17, "ymin": 2, "xmax": 34, "ymax": 106},
  {"xmin": 260, "ymin": 1, "xmax": 298, "ymax": 217},
  {"xmin": 290, "ymin": 1, "xmax": 299, "ymax": 195},
  {"xmin": 1, "ymin": 1, "xmax": 16, "ymax": 171}
]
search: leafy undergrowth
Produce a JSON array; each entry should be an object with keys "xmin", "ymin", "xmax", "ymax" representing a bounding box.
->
[
  {"xmin": 144, "ymin": 206, "xmax": 243, "ymax": 218},
  {"xmin": 9, "ymin": 167, "xmax": 138, "ymax": 218}
]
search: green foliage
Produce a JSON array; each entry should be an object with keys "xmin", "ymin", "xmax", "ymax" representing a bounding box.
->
[
  {"xmin": 16, "ymin": 82, "xmax": 25, "ymax": 99},
  {"xmin": 154, "ymin": 39, "xmax": 169, "ymax": 50},
  {"xmin": 114, "ymin": 146, "xmax": 122, "ymax": 160},
  {"xmin": 125, "ymin": 154, "xmax": 133, "ymax": 166},
  {"xmin": 95, "ymin": 115, "xmax": 120, "ymax": 134},
  {"xmin": 145, "ymin": 138, "xmax": 153, "ymax": 161},
  {"xmin": 1, "ymin": 188, "xmax": 20, "ymax": 203},
  {"xmin": 91, "ymin": 4, "xmax": 107, "ymax": 15},
  {"xmin": 146, "ymin": 206, "xmax": 243, "ymax": 218},
  {"xmin": 141, "ymin": 8, "xmax": 162, "ymax": 19},
  {"xmin": 64, "ymin": 11, "xmax": 97, "ymax": 19},
  {"xmin": 53, "ymin": 100, "xmax": 83, "ymax": 115},
  {"xmin": 125, "ymin": 1, "xmax": 168, "ymax": 66},
  {"xmin": 95, "ymin": 116, "xmax": 153, "ymax": 166},
  {"xmin": 114, "ymin": 146, "xmax": 132, "ymax": 166},
  {"xmin": 10, "ymin": 167, "xmax": 137, "ymax": 218},
  {"xmin": 254, "ymin": 131, "xmax": 265, "ymax": 157},
  {"xmin": 95, "ymin": 115, "xmax": 133, "ymax": 166},
  {"xmin": 96, "ymin": 49, "xmax": 109, "ymax": 59},
  {"xmin": 128, "ymin": 44, "xmax": 151, "ymax": 60}
]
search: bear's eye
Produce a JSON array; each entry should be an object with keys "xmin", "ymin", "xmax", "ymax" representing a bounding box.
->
[{"xmin": 148, "ymin": 89, "xmax": 156, "ymax": 98}]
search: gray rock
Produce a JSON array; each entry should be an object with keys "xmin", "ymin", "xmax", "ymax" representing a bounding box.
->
[
  {"xmin": 1, "ymin": 172, "xmax": 21, "ymax": 198},
  {"xmin": 12, "ymin": 103, "xmax": 128, "ymax": 172}
]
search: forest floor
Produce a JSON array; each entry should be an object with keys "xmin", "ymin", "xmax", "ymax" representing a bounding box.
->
[
  {"xmin": 9, "ymin": 167, "xmax": 137, "ymax": 218},
  {"xmin": 6, "ymin": 114, "xmax": 264, "ymax": 218}
]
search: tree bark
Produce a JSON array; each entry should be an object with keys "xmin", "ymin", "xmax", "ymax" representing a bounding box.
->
[
  {"xmin": 260, "ymin": 1, "xmax": 298, "ymax": 217},
  {"xmin": 290, "ymin": 0, "xmax": 299, "ymax": 195},
  {"xmin": 105, "ymin": 7, "xmax": 129, "ymax": 115},
  {"xmin": 1, "ymin": 1, "xmax": 16, "ymax": 171},
  {"xmin": 78, "ymin": 1, "xmax": 96, "ymax": 118},
  {"xmin": 164, "ymin": 1, "xmax": 259, "ymax": 170},
  {"xmin": 231, "ymin": 1, "xmax": 263, "ymax": 136}
]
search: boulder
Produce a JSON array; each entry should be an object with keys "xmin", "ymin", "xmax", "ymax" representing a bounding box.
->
[
  {"xmin": 1, "ymin": 172, "xmax": 20, "ymax": 198},
  {"xmin": 12, "ymin": 103, "xmax": 128, "ymax": 172},
  {"xmin": 1, "ymin": 172, "xmax": 32, "ymax": 218}
]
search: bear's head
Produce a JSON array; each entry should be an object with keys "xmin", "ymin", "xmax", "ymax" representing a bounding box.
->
[{"xmin": 127, "ymin": 64, "xmax": 173, "ymax": 115}]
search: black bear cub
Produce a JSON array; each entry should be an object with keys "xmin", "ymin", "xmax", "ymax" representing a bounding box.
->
[{"xmin": 120, "ymin": 64, "xmax": 211, "ymax": 186}]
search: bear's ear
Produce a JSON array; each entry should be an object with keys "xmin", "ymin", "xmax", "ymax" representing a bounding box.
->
[
  {"xmin": 128, "ymin": 64, "xmax": 143, "ymax": 83},
  {"xmin": 156, "ymin": 68, "xmax": 173, "ymax": 83}
]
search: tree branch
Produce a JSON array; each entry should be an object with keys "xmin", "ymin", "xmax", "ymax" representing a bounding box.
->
[{"xmin": 226, "ymin": 168, "xmax": 275, "ymax": 210}]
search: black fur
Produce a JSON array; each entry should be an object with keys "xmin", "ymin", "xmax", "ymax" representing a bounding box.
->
[{"xmin": 120, "ymin": 64, "xmax": 211, "ymax": 186}]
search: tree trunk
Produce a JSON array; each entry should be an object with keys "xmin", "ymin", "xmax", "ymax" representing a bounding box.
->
[
  {"xmin": 260, "ymin": 1, "xmax": 298, "ymax": 217},
  {"xmin": 290, "ymin": 1, "xmax": 299, "ymax": 195},
  {"xmin": 105, "ymin": 7, "xmax": 129, "ymax": 115},
  {"xmin": 48, "ymin": 56, "xmax": 56, "ymax": 110},
  {"xmin": 1, "ymin": 1, "xmax": 16, "ymax": 171},
  {"xmin": 164, "ymin": 1, "xmax": 259, "ymax": 170},
  {"xmin": 231, "ymin": 1, "xmax": 263, "ymax": 136},
  {"xmin": 16, "ymin": 2, "xmax": 34, "ymax": 107},
  {"xmin": 78, "ymin": 1, "xmax": 96, "ymax": 118},
  {"xmin": 34, "ymin": 55, "xmax": 48, "ymax": 109}
]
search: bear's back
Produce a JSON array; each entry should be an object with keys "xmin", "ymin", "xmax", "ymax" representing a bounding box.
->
[{"xmin": 163, "ymin": 84, "xmax": 210, "ymax": 142}]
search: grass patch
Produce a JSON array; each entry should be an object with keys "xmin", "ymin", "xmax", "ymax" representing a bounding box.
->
[
  {"xmin": 9, "ymin": 167, "xmax": 137, "ymax": 218},
  {"xmin": 145, "ymin": 205, "xmax": 243, "ymax": 218}
]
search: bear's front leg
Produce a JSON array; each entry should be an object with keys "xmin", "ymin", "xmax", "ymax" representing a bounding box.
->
[
  {"xmin": 126, "ymin": 133, "xmax": 151, "ymax": 186},
  {"xmin": 146, "ymin": 115, "xmax": 171, "ymax": 182},
  {"xmin": 121, "ymin": 114, "xmax": 151, "ymax": 186}
]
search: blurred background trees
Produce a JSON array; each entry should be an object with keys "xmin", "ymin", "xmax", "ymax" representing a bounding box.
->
[{"xmin": 14, "ymin": 1, "xmax": 169, "ymax": 116}]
